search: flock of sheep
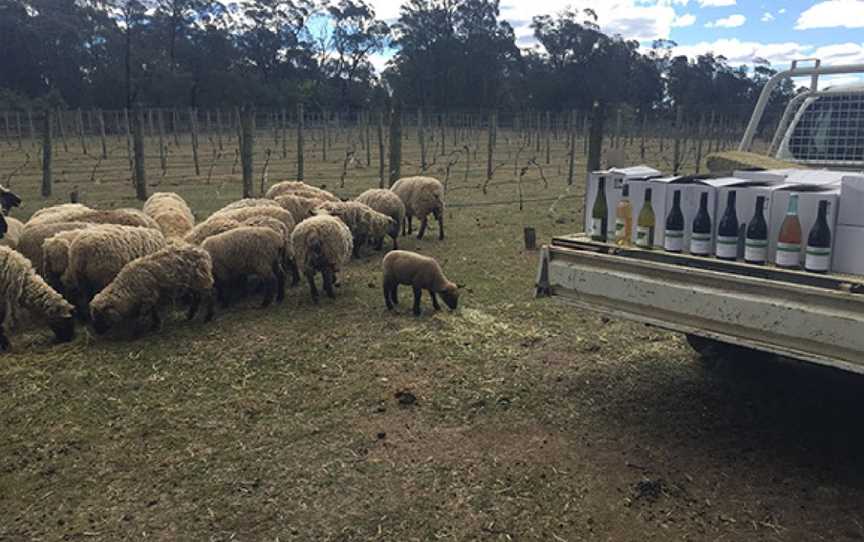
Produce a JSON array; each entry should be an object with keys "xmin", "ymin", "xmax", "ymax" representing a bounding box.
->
[{"xmin": 0, "ymin": 176, "xmax": 460, "ymax": 352}]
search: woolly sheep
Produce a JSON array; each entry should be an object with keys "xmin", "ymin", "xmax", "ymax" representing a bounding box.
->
[
  {"xmin": 26, "ymin": 203, "xmax": 92, "ymax": 226},
  {"xmin": 0, "ymin": 217, "xmax": 25, "ymax": 249},
  {"xmin": 18, "ymin": 222, "xmax": 94, "ymax": 274},
  {"xmin": 74, "ymin": 208, "xmax": 161, "ymax": 229},
  {"xmin": 213, "ymin": 198, "xmax": 282, "ymax": 215},
  {"xmin": 202, "ymin": 226, "xmax": 288, "ymax": 308},
  {"xmin": 391, "ymin": 176, "xmax": 445, "ymax": 240},
  {"xmin": 62, "ymin": 225, "xmax": 167, "ymax": 317},
  {"xmin": 273, "ymin": 194, "xmax": 323, "ymax": 222},
  {"xmin": 91, "ymin": 242, "xmax": 215, "ymax": 335},
  {"xmin": 213, "ymin": 206, "xmax": 296, "ymax": 237},
  {"xmin": 291, "ymin": 215, "xmax": 353, "ymax": 303},
  {"xmin": 382, "ymin": 250, "xmax": 459, "ymax": 316},
  {"xmin": 265, "ymin": 181, "xmax": 340, "ymax": 202},
  {"xmin": 314, "ymin": 201, "xmax": 393, "ymax": 258},
  {"xmin": 42, "ymin": 229, "xmax": 91, "ymax": 293},
  {"xmin": 0, "ymin": 246, "xmax": 74, "ymax": 351},
  {"xmin": 0, "ymin": 185, "xmax": 22, "ymax": 215},
  {"xmin": 239, "ymin": 216, "xmax": 300, "ymax": 286},
  {"xmin": 184, "ymin": 216, "xmax": 242, "ymax": 245},
  {"xmin": 143, "ymin": 192, "xmax": 195, "ymax": 238},
  {"xmin": 355, "ymin": 189, "xmax": 405, "ymax": 250}
]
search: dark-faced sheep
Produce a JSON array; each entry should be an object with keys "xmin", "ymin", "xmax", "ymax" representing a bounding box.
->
[
  {"xmin": 291, "ymin": 215, "xmax": 353, "ymax": 303},
  {"xmin": 390, "ymin": 176, "xmax": 445, "ymax": 240},
  {"xmin": 355, "ymin": 189, "xmax": 405, "ymax": 251},
  {"xmin": 382, "ymin": 250, "xmax": 459, "ymax": 316},
  {"xmin": 313, "ymin": 201, "xmax": 393, "ymax": 258}
]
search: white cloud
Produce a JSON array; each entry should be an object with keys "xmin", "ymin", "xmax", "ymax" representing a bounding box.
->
[
  {"xmin": 698, "ymin": 0, "xmax": 736, "ymax": 6},
  {"xmin": 778, "ymin": 8, "xmax": 787, "ymax": 14},
  {"xmin": 705, "ymin": 14, "xmax": 746, "ymax": 28},
  {"xmin": 761, "ymin": 12, "xmax": 774, "ymax": 22},
  {"xmin": 672, "ymin": 38, "xmax": 812, "ymax": 66},
  {"xmin": 672, "ymin": 13, "xmax": 697, "ymax": 27},
  {"xmin": 796, "ymin": 0, "xmax": 864, "ymax": 29}
]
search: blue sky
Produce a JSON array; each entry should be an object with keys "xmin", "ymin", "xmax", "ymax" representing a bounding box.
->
[{"xmin": 363, "ymin": 0, "xmax": 864, "ymax": 87}]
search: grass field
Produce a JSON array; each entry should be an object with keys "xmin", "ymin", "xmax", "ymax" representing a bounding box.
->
[{"xmin": 1, "ymin": 126, "xmax": 863, "ymax": 541}]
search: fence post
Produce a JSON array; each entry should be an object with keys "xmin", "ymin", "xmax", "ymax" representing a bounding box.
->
[
  {"xmin": 377, "ymin": 110, "xmax": 385, "ymax": 188},
  {"xmin": 28, "ymin": 110, "xmax": 35, "ymax": 143},
  {"xmin": 57, "ymin": 110, "xmax": 69, "ymax": 152},
  {"xmin": 366, "ymin": 112, "xmax": 372, "ymax": 166},
  {"xmin": 322, "ymin": 110, "xmax": 328, "ymax": 161},
  {"xmin": 98, "ymin": 109, "xmax": 108, "ymax": 159},
  {"xmin": 216, "ymin": 109, "xmax": 224, "ymax": 151},
  {"xmin": 545, "ymin": 111, "xmax": 551, "ymax": 165},
  {"xmin": 281, "ymin": 109, "xmax": 288, "ymax": 159},
  {"xmin": 124, "ymin": 108, "xmax": 133, "ymax": 171},
  {"xmin": 132, "ymin": 108, "xmax": 148, "ymax": 201},
  {"xmin": 695, "ymin": 112, "xmax": 705, "ymax": 174},
  {"xmin": 15, "ymin": 112, "xmax": 22, "ymax": 148},
  {"xmin": 172, "ymin": 109, "xmax": 180, "ymax": 146},
  {"xmin": 673, "ymin": 106, "xmax": 684, "ymax": 175},
  {"xmin": 240, "ymin": 107, "xmax": 254, "ymax": 198},
  {"xmin": 157, "ymin": 109, "xmax": 167, "ymax": 173},
  {"xmin": 388, "ymin": 102, "xmax": 402, "ymax": 186},
  {"xmin": 41, "ymin": 110, "xmax": 53, "ymax": 197},
  {"xmin": 76, "ymin": 109, "xmax": 87, "ymax": 155},
  {"xmin": 418, "ymin": 108, "xmax": 427, "ymax": 172},
  {"xmin": 587, "ymin": 103, "xmax": 604, "ymax": 173},
  {"xmin": 568, "ymin": 110, "xmax": 577, "ymax": 184},
  {"xmin": 297, "ymin": 103, "xmax": 305, "ymax": 181},
  {"xmin": 485, "ymin": 110, "xmax": 497, "ymax": 183},
  {"xmin": 190, "ymin": 108, "xmax": 200, "ymax": 176}
]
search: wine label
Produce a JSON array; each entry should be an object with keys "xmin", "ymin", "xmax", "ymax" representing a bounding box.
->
[
  {"xmin": 664, "ymin": 229, "xmax": 684, "ymax": 252},
  {"xmin": 776, "ymin": 242, "xmax": 801, "ymax": 267},
  {"xmin": 715, "ymin": 235, "xmax": 738, "ymax": 259},
  {"xmin": 805, "ymin": 246, "xmax": 832, "ymax": 272},
  {"xmin": 615, "ymin": 219, "xmax": 625, "ymax": 234},
  {"xmin": 591, "ymin": 218, "xmax": 604, "ymax": 238},
  {"xmin": 690, "ymin": 232, "xmax": 711, "ymax": 255},
  {"xmin": 744, "ymin": 238, "xmax": 768, "ymax": 263},
  {"xmin": 636, "ymin": 226, "xmax": 654, "ymax": 248}
]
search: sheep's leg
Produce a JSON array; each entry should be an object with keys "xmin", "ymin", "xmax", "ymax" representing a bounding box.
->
[
  {"xmin": 391, "ymin": 234, "xmax": 398, "ymax": 251},
  {"xmin": 186, "ymin": 291, "xmax": 201, "ymax": 321},
  {"xmin": 384, "ymin": 280, "xmax": 394, "ymax": 310},
  {"xmin": 216, "ymin": 282, "xmax": 230, "ymax": 308},
  {"xmin": 436, "ymin": 210, "xmax": 444, "ymax": 240},
  {"xmin": 274, "ymin": 263, "xmax": 286, "ymax": 304},
  {"xmin": 376, "ymin": 237, "xmax": 384, "ymax": 251},
  {"xmin": 402, "ymin": 216, "xmax": 409, "ymax": 236},
  {"xmin": 0, "ymin": 312, "xmax": 9, "ymax": 352},
  {"xmin": 406, "ymin": 216, "xmax": 413, "ymax": 235},
  {"xmin": 323, "ymin": 269, "xmax": 336, "ymax": 299},
  {"xmin": 430, "ymin": 291, "xmax": 441, "ymax": 311},
  {"xmin": 306, "ymin": 272, "xmax": 320, "ymax": 304},
  {"xmin": 412, "ymin": 286, "xmax": 423, "ymax": 316},
  {"xmin": 417, "ymin": 216, "xmax": 429, "ymax": 240},
  {"xmin": 391, "ymin": 284, "xmax": 399, "ymax": 305},
  {"xmin": 203, "ymin": 290, "xmax": 215, "ymax": 322},
  {"xmin": 260, "ymin": 272, "xmax": 275, "ymax": 308},
  {"xmin": 149, "ymin": 307, "xmax": 162, "ymax": 332},
  {"xmin": 289, "ymin": 261, "xmax": 301, "ymax": 287}
]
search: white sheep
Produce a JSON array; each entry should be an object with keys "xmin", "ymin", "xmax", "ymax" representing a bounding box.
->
[
  {"xmin": 143, "ymin": 192, "xmax": 195, "ymax": 239},
  {"xmin": 202, "ymin": 226, "xmax": 289, "ymax": 308},
  {"xmin": 26, "ymin": 203, "xmax": 93, "ymax": 226},
  {"xmin": 314, "ymin": 201, "xmax": 393, "ymax": 258},
  {"xmin": 390, "ymin": 176, "xmax": 445, "ymax": 240},
  {"xmin": 183, "ymin": 216, "xmax": 242, "ymax": 245},
  {"xmin": 213, "ymin": 198, "xmax": 282, "ymax": 215},
  {"xmin": 18, "ymin": 222, "xmax": 94, "ymax": 275},
  {"xmin": 0, "ymin": 246, "xmax": 75, "ymax": 351},
  {"xmin": 382, "ymin": 250, "xmax": 460, "ymax": 316},
  {"xmin": 265, "ymin": 181, "xmax": 340, "ymax": 202},
  {"xmin": 273, "ymin": 194, "xmax": 324, "ymax": 223},
  {"xmin": 355, "ymin": 189, "xmax": 405, "ymax": 250},
  {"xmin": 91, "ymin": 242, "xmax": 215, "ymax": 334},
  {"xmin": 291, "ymin": 215, "xmax": 353, "ymax": 303},
  {"xmin": 42, "ymin": 229, "xmax": 91, "ymax": 294},
  {"xmin": 0, "ymin": 217, "xmax": 25, "ymax": 250}
]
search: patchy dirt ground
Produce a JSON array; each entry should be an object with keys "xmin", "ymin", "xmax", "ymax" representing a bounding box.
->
[{"xmin": 1, "ymin": 134, "xmax": 861, "ymax": 541}]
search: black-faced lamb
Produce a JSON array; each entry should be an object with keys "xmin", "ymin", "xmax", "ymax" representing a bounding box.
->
[
  {"xmin": 382, "ymin": 250, "xmax": 459, "ymax": 316},
  {"xmin": 90, "ymin": 242, "xmax": 215, "ymax": 335},
  {"xmin": 314, "ymin": 201, "xmax": 394, "ymax": 258},
  {"xmin": 291, "ymin": 215, "xmax": 353, "ymax": 303},
  {"xmin": 0, "ymin": 246, "xmax": 75, "ymax": 351},
  {"xmin": 390, "ymin": 176, "xmax": 445, "ymax": 240},
  {"xmin": 143, "ymin": 192, "xmax": 195, "ymax": 239},
  {"xmin": 62, "ymin": 225, "xmax": 167, "ymax": 317},
  {"xmin": 202, "ymin": 226, "xmax": 288, "ymax": 308},
  {"xmin": 355, "ymin": 189, "xmax": 405, "ymax": 250}
]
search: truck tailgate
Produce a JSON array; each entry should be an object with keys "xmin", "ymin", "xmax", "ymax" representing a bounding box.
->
[{"xmin": 537, "ymin": 236, "xmax": 864, "ymax": 373}]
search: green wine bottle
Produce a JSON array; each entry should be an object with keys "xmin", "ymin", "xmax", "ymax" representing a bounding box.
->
[
  {"xmin": 690, "ymin": 192, "xmax": 712, "ymax": 256},
  {"xmin": 664, "ymin": 190, "xmax": 684, "ymax": 253},
  {"xmin": 715, "ymin": 191, "xmax": 739, "ymax": 261},
  {"xmin": 636, "ymin": 188, "xmax": 656, "ymax": 249},
  {"xmin": 591, "ymin": 177, "xmax": 608, "ymax": 242},
  {"xmin": 745, "ymin": 196, "xmax": 768, "ymax": 265},
  {"xmin": 805, "ymin": 200, "xmax": 832, "ymax": 273}
]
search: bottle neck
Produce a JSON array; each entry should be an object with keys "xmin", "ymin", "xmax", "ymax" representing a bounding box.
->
[{"xmin": 786, "ymin": 195, "xmax": 799, "ymax": 216}]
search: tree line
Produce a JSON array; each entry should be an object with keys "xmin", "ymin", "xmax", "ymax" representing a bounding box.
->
[{"xmin": 0, "ymin": 0, "xmax": 795, "ymax": 125}]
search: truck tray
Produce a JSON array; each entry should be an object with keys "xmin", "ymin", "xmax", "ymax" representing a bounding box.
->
[{"xmin": 537, "ymin": 235, "xmax": 864, "ymax": 372}]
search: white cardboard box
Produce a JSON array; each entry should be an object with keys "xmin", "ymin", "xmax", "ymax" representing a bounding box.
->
[
  {"xmin": 585, "ymin": 166, "xmax": 662, "ymax": 238},
  {"xmin": 838, "ymin": 175, "xmax": 864, "ymax": 227},
  {"xmin": 767, "ymin": 187, "xmax": 839, "ymax": 265},
  {"xmin": 679, "ymin": 182, "xmax": 718, "ymax": 254},
  {"xmin": 833, "ymin": 225, "xmax": 864, "ymax": 275},
  {"xmin": 627, "ymin": 176, "xmax": 684, "ymax": 247},
  {"xmin": 732, "ymin": 168, "xmax": 848, "ymax": 187},
  {"xmin": 713, "ymin": 183, "xmax": 778, "ymax": 260}
]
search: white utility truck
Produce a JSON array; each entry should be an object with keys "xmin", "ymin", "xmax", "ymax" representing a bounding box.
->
[{"xmin": 536, "ymin": 61, "xmax": 864, "ymax": 372}]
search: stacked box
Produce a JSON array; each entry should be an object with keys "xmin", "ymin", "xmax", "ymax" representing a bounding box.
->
[
  {"xmin": 833, "ymin": 175, "xmax": 864, "ymax": 275},
  {"xmin": 584, "ymin": 166, "xmax": 661, "ymax": 239},
  {"xmin": 768, "ymin": 187, "xmax": 840, "ymax": 267},
  {"xmin": 708, "ymin": 179, "xmax": 778, "ymax": 260},
  {"xmin": 626, "ymin": 176, "xmax": 684, "ymax": 247}
]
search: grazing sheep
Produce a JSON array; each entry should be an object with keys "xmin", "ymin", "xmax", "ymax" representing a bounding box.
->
[
  {"xmin": 143, "ymin": 192, "xmax": 195, "ymax": 238},
  {"xmin": 382, "ymin": 250, "xmax": 459, "ymax": 316},
  {"xmin": 0, "ymin": 217, "xmax": 25, "ymax": 249},
  {"xmin": 391, "ymin": 176, "xmax": 445, "ymax": 240},
  {"xmin": 74, "ymin": 208, "xmax": 161, "ymax": 230},
  {"xmin": 291, "ymin": 215, "xmax": 353, "ymax": 303},
  {"xmin": 90, "ymin": 242, "xmax": 215, "ymax": 335},
  {"xmin": 27, "ymin": 203, "xmax": 93, "ymax": 226},
  {"xmin": 0, "ymin": 185, "xmax": 22, "ymax": 215},
  {"xmin": 18, "ymin": 222, "xmax": 94, "ymax": 274},
  {"xmin": 314, "ymin": 201, "xmax": 393, "ymax": 258},
  {"xmin": 266, "ymin": 181, "xmax": 340, "ymax": 202},
  {"xmin": 274, "ymin": 194, "xmax": 323, "ymax": 222},
  {"xmin": 355, "ymin": 189, "xmax": 405, "ymax": 250},
  {"xmin": 213, "ymin": 198, "xmax": 282, "ymax": 215},
  {"xmin": 42, "ymin": 229, "xmax": 91, "ymax": 293},
  {"xmin": 202, "ymin": 227, "xmax": 288, "ymax": 308},
  {"xmin": 62, "ymin": 225, "xmax": 167, "ymax": 317},
  {"xmin": 0, "ymin": 246, "xmax": 75, "ymax": 351},
  {"xmin": 184, "ymin": 216, "xmax": 242, "ymax": 245},
  {"xmin": 214, "ymin": 207, "xmax": 296, "ymax": 238}
]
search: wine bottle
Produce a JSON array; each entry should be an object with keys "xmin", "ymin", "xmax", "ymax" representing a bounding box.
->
[
  {"xmin": 690, "ymin": 192, "xmax": 712, "ymax": 256},
  {"xmin": 664, "ymin": 190, "xmax": 684, "ymax": 253},
  {"xmin": 745, "ymin": 196, "xmax": 768, "ymax": 265},
  {"xmin": 636, "ymin": 188, "xmax": 656, "ymax": 249},
  {"xmin": 805, "ymin": 200, "xmax": 832, "ymax": 273},
  {"xmin": 715, "ymin": 191, "xmax": 739, "ymax": 261},
  {"xmin": 776, "ymin": 193, "xmax": 802, "ymax": 269},
  {"xmin": 615, "ymin": 183, "xmax": 633, "ymax": 247},
  {"xmin": 590, "ymin": 177, "xmax": 608, "ymax": 242}
]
